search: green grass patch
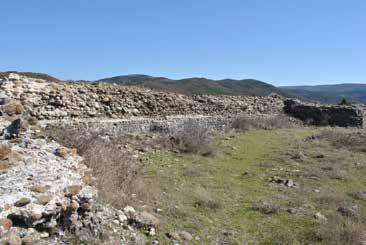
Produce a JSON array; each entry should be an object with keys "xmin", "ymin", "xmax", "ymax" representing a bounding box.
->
[{"xmin": 143, "ymin": 128, "xmax": 366, "ymax": 244}]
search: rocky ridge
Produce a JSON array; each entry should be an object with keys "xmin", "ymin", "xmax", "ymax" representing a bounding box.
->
[{"xmin": 0, "ymin": 73, "xmax": 284, "ymax": 120}]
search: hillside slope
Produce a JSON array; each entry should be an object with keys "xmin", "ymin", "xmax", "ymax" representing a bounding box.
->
[
  {"xmin": 282, "ymin": 84, "xmax": 366, "ymax": 103},
  {"xmin": 97, "ymin": 75, "xmax": 287, "ymax": 96}
]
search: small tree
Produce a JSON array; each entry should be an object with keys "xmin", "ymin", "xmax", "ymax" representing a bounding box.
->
[{"xmin": 339, "ymin": 97, "xmax": 351, "ymax": 106}]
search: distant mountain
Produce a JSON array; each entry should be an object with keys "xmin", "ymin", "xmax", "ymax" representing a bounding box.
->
[
  {"xmin": 96, "ymin": 75, "xmax": 287, "ymax": 96},
  {"xmin": 281, "ymin": 84, "xmax": 366, "ymax": 103}
]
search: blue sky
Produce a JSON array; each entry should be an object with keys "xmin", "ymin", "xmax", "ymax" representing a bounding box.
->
[{"xmin": 0, "ymin": 0, "xmax": 365, "ymax": 85}]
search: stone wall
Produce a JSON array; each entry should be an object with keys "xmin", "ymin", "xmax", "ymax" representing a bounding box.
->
[
  {"xmin": 41, "ymin": 115, "xmax": 236, "ymax": 135},
  {"xmin": 1, "ymin": 73, "xmax": 364, "ymax": 129},
  {"xmin": 284, "ymin": 99, "xmax": 363, "ymax": 127},
  {"xmin": 0, "ymin": 73, "xmax": 284, "ymax": 120}
]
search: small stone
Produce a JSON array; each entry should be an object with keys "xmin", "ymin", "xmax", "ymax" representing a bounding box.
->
[
  {"xmin": 65, "ymin": 185, "xmax": 82, "ymax": 196},
  {"xmin": 69, "ymin": 200, "xmax": 80, "ymax": 210},
  {"xmin": 39, "ymin": 232, "xmax": 49, "ymax": 238},
  {"xmin": 55, "ymin": 147, "xmax": 68, "ymax": 159},
  {"xmin": 14, "ymin": 197, "xmax": 31, "ymax": 207},
  {"xmin": 31, "ymin": 212, "xmax": 42, "ymax": 221},
  {"xmin": 337, "ymin": 206, "xmax": 359, "ymax": 218},
  {"xmin": 37, "ymin": 195, "xmax": 51, "ymax": 205},
  {"xmin": 21, "ymin": 235, "xmax": 35, "ymax": 245},
  {"xmin": 315, "ymin": 154, "xmax": 325, "ymax": 159},
  {"xmin": 30, "ymin": 184, "xmax": 49, "ymax": 193},
  {"xmin": 167, "ymin": 232, "xmax": 181, "ymax": 241},
  {"xmin": 148, "ymin": 227, "xmax": 156, "ymax": 236},
  {"xmin": 118, "ymin": 214, "xmax": 127, "ymax": 223},
  {"xmin": 285, "ymin": 179, "xmax": 294, "ymax": 187},
  {"xmin": 7, "ymin": 232, "xmax": 22, "ymax": 245},
  {"xmin": 314, "ymin": 212, "xmax": 327, "ymax": 221},
  {"xmin": 80, "ymin": 202, "xmax": 92, "ymax": 211},
  {"xmin": 0, "ymin": 218, "xmax": 13, "ymax": 230},
  {"xmin": 179, "ymin": 231, "xmax": 193, "ymax": 241},
  {"xmin": 135, "ymin": 211, "xmax": 160, "ymax": 228},
  {"xmin": 271, "ymin": 176, "xmax": 286, "ymax": 184},
  {"xmin": 123, "ymin": 206, "xmax": 136, "ymax": 214}
]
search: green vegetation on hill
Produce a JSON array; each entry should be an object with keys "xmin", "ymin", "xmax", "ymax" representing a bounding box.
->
[
  {"xmin": 282, "ymin": 84, "xmax": 366, "ymax": 103},
  {"xmin": 97, "ymin": 75, "xmax": 287, "ymax": 96}
]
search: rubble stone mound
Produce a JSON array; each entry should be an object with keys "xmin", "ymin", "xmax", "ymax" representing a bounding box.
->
[
  {"xmin": 0, "ymin": 73, "xmax": 284, "ymax": 120},
  {"xmin": 0, "ymin": 117, "xmax": 147, "ymax": 244},
  {"xmin": 284, "ymin": 99, "xmax": 363, "ymax": 127}
]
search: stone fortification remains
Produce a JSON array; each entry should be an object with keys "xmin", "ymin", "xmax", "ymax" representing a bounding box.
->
[
  {"xmin": 0, "ymin": 73, "xmax": 284, "ymax": 121},
  {"xmin": 284, "ymin": 99, "xmax": 363, "ymax": 128}
]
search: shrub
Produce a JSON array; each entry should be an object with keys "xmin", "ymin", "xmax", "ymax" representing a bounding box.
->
[
  {"xmin": 195, "ymin": 189, "xmax": 221, "ymax": 210},
  {"xmin": 315, "ymin": 130, "xmax": 366, "ymax": 152},
  {"xmin": 44, "ymin": 125, "xmax": 155, "ymax": 208},
  {"xmin": 252, "ymin": 201, "xmax": 280, "ymax": 214},
  {"xmin": 168, "ymin": 127, "xmax": 216, "ymax": 156},
  {"xmin": 318, "ymin": 193, "xmax": 345, "ymax": 209},
  {"xmin": 231, "ymin": 114, "xmax": 293, "ymax": 131},
  {"xmin": 316, "ymin": 213, "xmax": 366, "ymax": 245},
  {"xmin": 0, "ymin": 144, "xmax": 11, "ymax": 160},
  {"xmin": 339, "ymin": 98, "xmax": 352, "ymax": 106},
  {"xmin": 2, "ymin": 101, "xmax": 24, "ymax": 115}
]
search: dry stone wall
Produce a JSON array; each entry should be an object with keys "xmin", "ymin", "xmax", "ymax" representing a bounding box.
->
[
  {"xmin": 284, "ymin": 99, "xmax": 363, "ymax": 127},
  {"xmin": 42, "ymin": 115, "xmax": 236, "ymax": 135},
  {"xmin": 0, "ymin": 73, "xmax": 284, "ymax": 120}
]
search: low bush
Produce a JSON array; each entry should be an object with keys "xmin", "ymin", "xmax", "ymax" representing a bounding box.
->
[
  {"xmin": 231, "ymin": 114, "xmax": 293, "ymax": 131},
  {"xmin": 2, "ymin": 100, "xmax": 24, "ymax": 115},
  {"xmin": 315, "ymin": 130, "xmax": 366, "ymax": 152},
  {"xmin": 195, "ymin": 189, "xmax": 221, "ymax": 210},
  {"xmin": 252, "ymin": 201, "xmax": 280, "ymax": 214},
  {"xmin": 167, "ymin": 127, "xmax": 216, "ymax": 156},
  {"xmin": 316, "ymin": 213, "xmax": 366, "ymax": 245},
  {"xmin": 0, "ymin": 144, "xmax": 11, "ymax": 160},
  {"xmin": 44, "ymin": 125, "xmax": 154, "ymax": 208}
]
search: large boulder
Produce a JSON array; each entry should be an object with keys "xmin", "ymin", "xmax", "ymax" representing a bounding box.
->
[{"xmin": 284, "ymin": 99, "xmax": 363, "ymax": 127}]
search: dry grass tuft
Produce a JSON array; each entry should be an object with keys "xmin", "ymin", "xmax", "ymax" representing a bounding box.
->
[
  {"xmin": 318, "ymin": 192, "xmax": 346, "ymax": 209},
  {"xmin": 44, "ymin": 126, "xmax": 155, "ymax": 208},
  {"xmin": 195, "ymin": 189, "xmax": 221, "ymax": 210},
  {"xmin": 167, "ymin": 127, "xmax": 216, "ymax": 156},
  {"xmin": 315, "ymin": 130, "xmax": 366, "ymax": 152},
  {"xmin": 231, "ymin": 114, "xmax": 294, "ymax": 131},
  {"xmin": 0, "ymin": 144, "xmax": 11, "ymax": 160},
  {"xmin": 252, "ymin": 201, "xmax": 280, "ymax": 214},
  {"xmin": 2, "ymin": 101, "xmax": 24, "ymax": 115},
  {"xmin": 316, "ymin": 213, "xmax": 366, "ymax": 245}
]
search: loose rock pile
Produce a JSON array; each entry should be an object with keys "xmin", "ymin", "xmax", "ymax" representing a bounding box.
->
[
  {"xmin": 0, "ymin": 117, "xmax": 159, "ymax": 244},
  {"xmin": 0, "ymin": 73, "xmax": 284, "ymax": 120}
]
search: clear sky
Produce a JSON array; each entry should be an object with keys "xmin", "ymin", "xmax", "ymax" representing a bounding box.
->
[{"xmin": 0, "ymin": 0, "xmax": 365, "ymax": 85}]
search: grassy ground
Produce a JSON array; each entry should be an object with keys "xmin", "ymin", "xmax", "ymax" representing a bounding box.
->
[{"xmin": 145, "ymin": 128, "xmax": 366, "ymax": 244}]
